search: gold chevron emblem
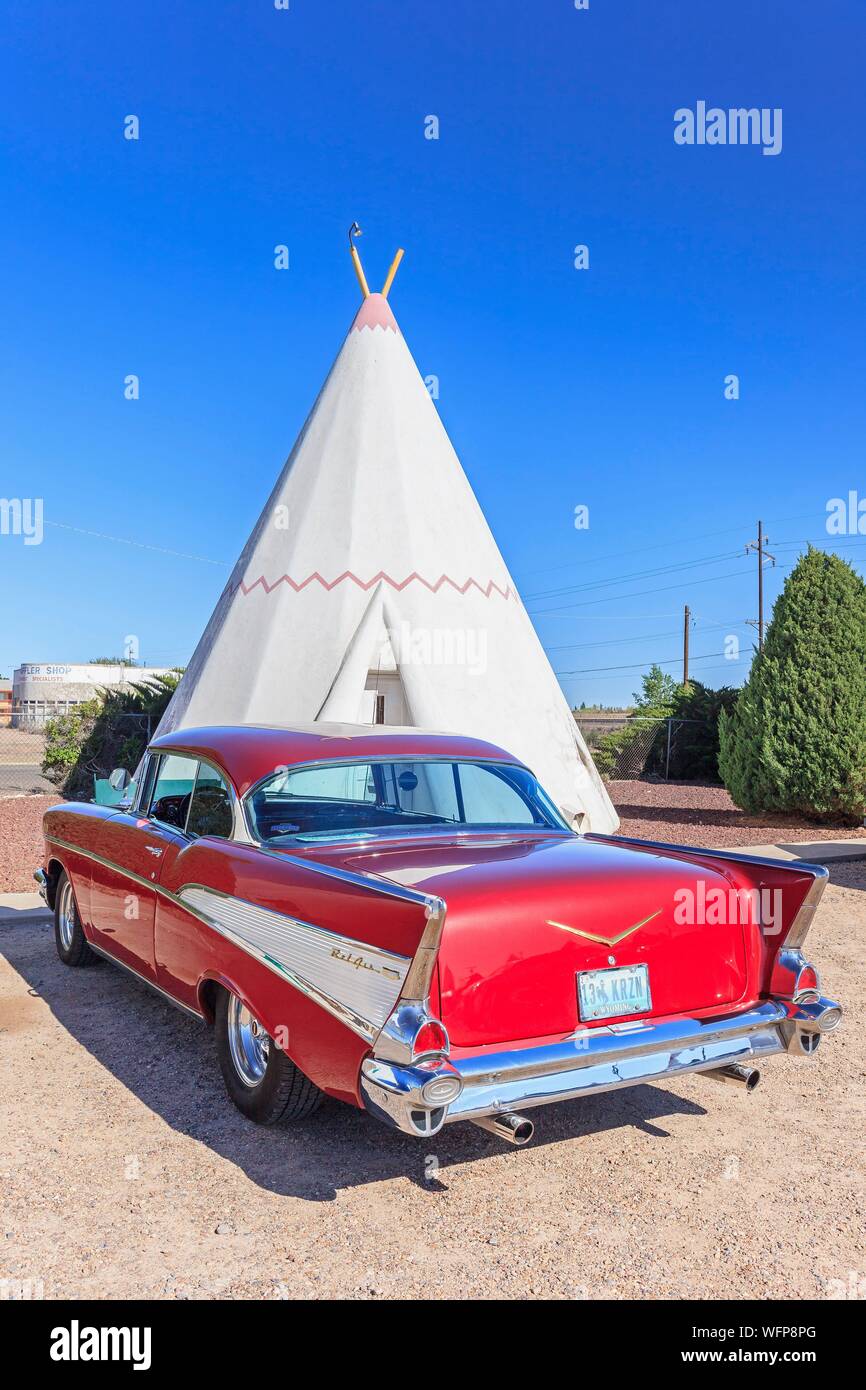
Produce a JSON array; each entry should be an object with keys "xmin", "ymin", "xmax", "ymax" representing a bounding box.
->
[{"xmin": 547, "ymin": 908, "xmax": 663, "ymax": 946}]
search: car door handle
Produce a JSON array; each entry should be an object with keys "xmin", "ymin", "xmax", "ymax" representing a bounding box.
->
[{"xmin": 144, "ymin": 845, "xmax": 164, "ymax": 857}]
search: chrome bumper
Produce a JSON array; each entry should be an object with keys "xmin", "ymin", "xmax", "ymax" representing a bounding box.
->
[
  {"xmin": 33, "ymin": 868, "xmax": 49, "ymax": 903},
  {"xmin": 360, "ymin": 996, "xmax": 842, "ymax": 1138}
]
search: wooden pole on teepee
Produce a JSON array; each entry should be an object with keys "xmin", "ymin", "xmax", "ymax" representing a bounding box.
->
[{"xmin": 382, "ymin": 249, "xmax": 404, "ymax": 298}]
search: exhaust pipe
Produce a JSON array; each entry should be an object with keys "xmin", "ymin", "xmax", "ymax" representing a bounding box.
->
[
  {"xmin": 471, "ymin": 1112, "xmax": 535, "ymax": 1146},
  {"xmin": 704, "ymin": 1063, "xmax": 761, "ymax": 1091}
]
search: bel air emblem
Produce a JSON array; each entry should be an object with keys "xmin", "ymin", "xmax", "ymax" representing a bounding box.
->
[
  {"xmin": 547, "ymin": 909, "xmax": 662, "ymax": 947},
  {"xmin": 330, "ymin": 946, "xmax": 401, "ymax": 980}
]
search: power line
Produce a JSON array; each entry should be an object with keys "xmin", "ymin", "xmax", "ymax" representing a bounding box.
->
[
  {"xmin": 544, "ymin": 628, "xmax": 682, "ymax": 652},
  {"xmin": 556, "ymin": 649, "xmax": 735, "ymax": 676},
  {"xmin": 523, "ymin": 549, "xmax": 742, "ymax": 602},
  {"xmin": 45, "ymin": 521, "xmax": 229, "ymax": 567},
  {"xmin": 522, "ymin": 511, "xmax": 823, "ymax": 579},
  {"xmin": 531, "ymin": 565, "xmax": 773, "ymax": 616}
]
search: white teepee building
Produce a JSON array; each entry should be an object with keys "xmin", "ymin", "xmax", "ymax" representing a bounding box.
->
[{"xmin": 157, "ymin": 253, "xmax": 618, "ymax": 833}]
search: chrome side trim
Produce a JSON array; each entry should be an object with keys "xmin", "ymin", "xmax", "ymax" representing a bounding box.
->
[
  {"xmin": 89, "ymin": 943, "xmax": 205, "ymax": 1021},
  {"xmin": 42, "ymin": 835, "xmax": 407, "ymax": 1041},
  {"xmin": 45, "ymin": 835, "xmax": 165, "ymax": 897},
  {"xmin": 177, "ymin": 884, "xmax": 409, "ymax": 1040}
]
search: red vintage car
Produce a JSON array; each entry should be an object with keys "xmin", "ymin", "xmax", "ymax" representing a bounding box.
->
[{"xmin": 36, "ymin": 724, "xmax": 842, "ymax": 1144}]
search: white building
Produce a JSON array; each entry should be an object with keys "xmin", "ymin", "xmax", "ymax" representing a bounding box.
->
[{"xmin": 12, "ymin": 663, "xmax": 175, "ymax": 727}]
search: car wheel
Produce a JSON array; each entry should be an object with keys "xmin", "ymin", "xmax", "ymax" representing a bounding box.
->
[
  {"xmin": 214, "ymin": 988, "xmax": 323, "ymax": 1125},
  {"xmin": 54, "ymin": 871, "xmax": 99, "ymax": 967}
]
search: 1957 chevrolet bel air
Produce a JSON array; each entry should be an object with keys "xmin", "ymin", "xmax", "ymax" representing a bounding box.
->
[{"xmin": 37, "ymin": 724, "xmax": 842, "ymax": 1145}]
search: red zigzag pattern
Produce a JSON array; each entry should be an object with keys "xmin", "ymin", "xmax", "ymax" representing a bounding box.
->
[{"xmin": 237, "ymin": 570, "xmax": 516, "ymax": 600}]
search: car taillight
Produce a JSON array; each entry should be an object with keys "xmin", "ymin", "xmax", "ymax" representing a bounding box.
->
[
  {"xmin": 794, "ymin": 963, "xmax": 820, "ymax": 1001},
  {"xmin": 412, "ymin": 1019, "xmax": 449, "ymax": 1058}
]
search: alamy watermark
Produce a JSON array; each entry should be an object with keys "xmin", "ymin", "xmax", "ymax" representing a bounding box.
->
[
  {"xmin": 674, "ymin": 881, "xmax": 783, "ymax": 936},
  {"xmin": 826, "ymin": 491, "xmax": 866, "ymax": 535},
  {"xmin": 393, "ymin": 622, "xmax": 488, "ymax": 675},
  {"xmin": 0, "ymin": 497, "xmax": 43, "ymax": 545},
  {"xmin": 674, "ymin": 102, "xmax": 782, "ymax": 157}
]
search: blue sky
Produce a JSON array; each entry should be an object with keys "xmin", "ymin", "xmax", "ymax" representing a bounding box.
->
[{"xmin": 1, "ymin": 1, "xmax": 864, "ymax": 705}]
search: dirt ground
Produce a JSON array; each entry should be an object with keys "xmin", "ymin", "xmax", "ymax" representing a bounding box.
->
[
  {"xmin": 0, "ymin": 863, "xmax": 863, "ymax": 1301},
  {"xmin": 610, "ymin": 779, "xmax": 866, "ymax": 849},
  {"xmin": 0, "ymin": 794, "xmax": 60, "ymax": 892}
]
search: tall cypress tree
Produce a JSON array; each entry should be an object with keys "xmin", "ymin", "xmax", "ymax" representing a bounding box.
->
[{"xmin": 719, "ymin": 547, "xmax": 866, "ymax": 822}]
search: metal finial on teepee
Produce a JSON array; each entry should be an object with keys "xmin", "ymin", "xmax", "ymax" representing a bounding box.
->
[
  {"xmin": 348, "ymin": 221, "xmax": 370, "ymax": 298},
  {"xmin": 348, "ymin": 223, "xmax": 404, "ymax": 301}
]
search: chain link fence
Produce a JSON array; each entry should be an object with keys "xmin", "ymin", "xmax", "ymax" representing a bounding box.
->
[
  {"xmin": 0, "ymin": 712, "xmax": 154, "ymax": 799},
  {"xmin": 0, "ymin": 724, "xmax": 53, "ymax": 795},
  {"xmin": 576, "ymin": 715, "xmax": 716, "ymax": 781},
  {"xmin": 2, "ymin": 706, "xmax": 715, "ymax": 797}
]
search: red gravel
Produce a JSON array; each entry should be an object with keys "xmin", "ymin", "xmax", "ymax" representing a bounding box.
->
[
  {"xmin": 0, "ymin": 794, "xmax": 60, "ymax": 893},
  {"xmin": 608, "ymin": 779, "xmax": 866, "ymax": 848},
  {"xmin": 1, "ymin": 783, "xmax": 862, "ymax": 896}
]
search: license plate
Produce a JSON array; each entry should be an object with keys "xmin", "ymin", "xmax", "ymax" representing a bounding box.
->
[{"xmin": 577, "ymin": 963, "xmax": 652, "ymax": 1022}]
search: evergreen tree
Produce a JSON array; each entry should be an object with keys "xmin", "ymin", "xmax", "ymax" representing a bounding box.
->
[{"xmin": 719, "ymin": 547, "xmax": 866, "ymax": 822}]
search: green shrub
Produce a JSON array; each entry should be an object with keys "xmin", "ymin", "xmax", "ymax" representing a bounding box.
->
[
  {"xmin": 42, "ymin": 700, "xmax": 102, "ymax": 785},
  {"xmin": 42, "ymin": 673, "xmax": 182, "ymax": 801},
  {"xmin": 655, "ymin": 681, "xmax": 739, "ymax": 782},
  {"xmin": 593, "ymin": 665, "xmax": 677, "ymax": 777},
  {"xmin": 592, "ymin": 665, "xmax": 738, "ymax": 782},
  {"xmin": 719, "ymin": 547, "xmax": 866, "ymax": 823}
]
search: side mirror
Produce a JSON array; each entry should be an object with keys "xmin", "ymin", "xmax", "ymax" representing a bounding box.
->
[{"xmin": 109, "ymin": 767, "xmax": 131, "ymax": 791}]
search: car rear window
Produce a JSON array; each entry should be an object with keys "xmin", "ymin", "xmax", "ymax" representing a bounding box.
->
[{"xmin": 245, "ymin": 759, "xmax": 567, "ymax": 843}]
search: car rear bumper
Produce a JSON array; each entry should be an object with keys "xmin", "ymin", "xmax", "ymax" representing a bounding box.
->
[{"xmin": 359, "ymin": 996, "xmax": 843, "ymax": 1138}]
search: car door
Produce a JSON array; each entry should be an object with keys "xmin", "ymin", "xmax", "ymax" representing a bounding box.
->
[
  {"xmin": 153, "ymin": 759, "xmax": 237, "ymax": 1011},
  {"xmin": 88, "ymin": 752, "xmax": 198, "ymax": 981}
]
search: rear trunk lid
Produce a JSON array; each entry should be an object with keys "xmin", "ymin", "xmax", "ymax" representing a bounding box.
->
[{"xmin": 310, "ymin": 832, "xmax": 751, "ymax": 1048}]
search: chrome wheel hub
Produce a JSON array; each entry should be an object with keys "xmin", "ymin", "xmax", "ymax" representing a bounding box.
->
[
  {"xmin": 226, "ymin": 994, "xmax": 270, "ymax": 1087},
  {"xmin": 58, "ymin": 881, "xmax": 76, "ymax": 950}
]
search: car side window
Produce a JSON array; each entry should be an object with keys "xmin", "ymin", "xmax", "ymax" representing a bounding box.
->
[
  {"xmin": 187, "ymin": 762, "xmax": 233, "ymax": 840},
  {"xmin": 148, "ymin": 754, "xmax": 198, "ymax": 831},
  {"xmin": 134, "ymin": 754, "xmax": 159, "ymax": 813}
]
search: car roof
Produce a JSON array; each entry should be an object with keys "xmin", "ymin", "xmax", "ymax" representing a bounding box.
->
[{"xmin": 148, "ymin": 723, "xmax": 523, "ymax": 795}]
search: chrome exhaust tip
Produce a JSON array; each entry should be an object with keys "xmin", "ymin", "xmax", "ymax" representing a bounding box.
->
[
  {"xmin": 471, "ymin": 1112, "xmax": 535, "ymax": 1146},
  {"xmin": 704, "ymin": 1063, "xmax": 761, "ymax": 1092}
]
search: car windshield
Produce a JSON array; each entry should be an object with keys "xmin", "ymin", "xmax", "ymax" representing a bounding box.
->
[{"xmin": 245, "ymin": 758, "xmax": 568, "ymax": 843}]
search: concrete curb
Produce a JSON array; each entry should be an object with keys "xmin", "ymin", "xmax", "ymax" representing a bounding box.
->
[
  {"xmin": 726, "ymin": 840, "xmax": 866, "ymax": 866},
  {"xmin": 0, "ymin": 891, "xmax": 51, "ymax": 922}
]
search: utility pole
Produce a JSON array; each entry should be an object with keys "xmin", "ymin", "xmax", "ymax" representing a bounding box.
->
[
  {"xmin": 683, "ymin": 604, "xmax": 690, "ymax": 685},
  {"xmin": 745, "ymin": 521, "xmax": 776, "ymax": 654}
]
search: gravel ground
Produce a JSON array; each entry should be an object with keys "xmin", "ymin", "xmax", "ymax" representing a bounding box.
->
[
  {"xmin": 610, "ymin": 779, "xmax": 866, "ymax": 848},
  {"xmin": 0, "ymin": 864, "xmax": 862, "ymax": 1300},
  {"xmin": 0, "ymin": 795, "xmax": 59, "ymax": 891}
]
